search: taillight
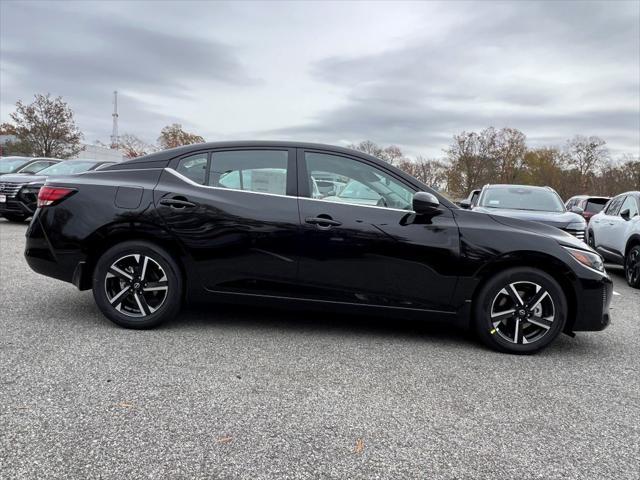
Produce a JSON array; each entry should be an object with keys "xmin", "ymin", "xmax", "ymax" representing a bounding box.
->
[{"xmin": 37, "ymin": 186, "xmax": 76, "ymax": 207}]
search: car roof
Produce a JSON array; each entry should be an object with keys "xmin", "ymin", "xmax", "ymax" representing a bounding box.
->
[
  {"xmin": 117, "ymin": 140, "xmax": 457, "ymax": 208},
  {"xmin": 483, "ymin": 184, "xmax": 552, "ymax": 191},
  {"xmin": 124, "ymin": 141, "xmax": 392, "ymax": 165}
]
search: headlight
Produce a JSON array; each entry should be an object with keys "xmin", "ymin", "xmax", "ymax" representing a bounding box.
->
[
  {"xmin": 563, "ymin": 246, "xmax": 605, "ymax": 273},
  {"xmin": 566, "ymin": 221, "xmax": 586, "ymax": 230}
]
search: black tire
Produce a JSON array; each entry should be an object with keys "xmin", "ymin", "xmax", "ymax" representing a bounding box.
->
[
  {"xmin": 624, "ymin": 245, "xmax": 640, "ymax": 289},
  {"xmin": 587, "ymin": 229, "xmax": 596, "ymax": 248},
  {"xmin": 473, "ymin": 268, "xmax": 567, "ymax": 354},
  {"xmin": 92, "ymin": 241, "xmax": 182, "ymax": 329},
  {"xmin": 2, "ymin": 213, "xmax": 27, "ymax": 222}
]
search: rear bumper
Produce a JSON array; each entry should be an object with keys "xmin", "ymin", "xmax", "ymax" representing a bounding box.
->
[
  {"xmin": 24, "ymin": 214, "xmax": 85, "ymax": 286},
  {"xmin": 571, "ymin": 273, "xmax": 613, "ymax": 331}
]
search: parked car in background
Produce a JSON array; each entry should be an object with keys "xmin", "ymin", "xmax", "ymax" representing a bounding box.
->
[
  {"xmin": 0, "ymin": 156, "xmax": 61, "ymax": 177},
  {"xmin": 565, "ymin": 195, "xmax": 610, "ymax": 223},
  {"xmin": 459, "ymin": 189, "xmax": 481, "ymax": 209},
  {"xmin": 0, "ymin": 159, "xmax": 115, "ymax": 222},
  {"xmin": 465, "ymin": 184, "xmax": 587, "ymax": 241},
  {"xmin": 24, "ymin": 141, "xmax": 612, "ymax": 354},
  {"xmin": 588, "ymin": 191, "xmax": 640, "ymax": 288}
]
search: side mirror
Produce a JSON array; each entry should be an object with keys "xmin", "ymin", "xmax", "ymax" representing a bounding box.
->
[
  {"xmin": 570, "ymin": 206, "xmax": 584, "ymax": 215},
  {"xmin": 413, "ymin": 191, "xmax": 440, "ymax": 214},
  {"xmin": 620, "ymin": 208, "xmax": 631, "ymax": 220},
  {"xmin": 459, "ymin": 200, "xmax": 471, "ymax": 209}
]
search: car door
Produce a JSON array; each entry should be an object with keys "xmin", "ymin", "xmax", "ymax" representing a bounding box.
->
[
  {"xmin": 594, "ymin": 195, "xmax": 624, "ymax": 254},
  {"xmin": 614, "ymin": 195, "xmax": 640, "ymax": 255},
  {"xmin": 154, "ymin": 148, "xmax": 300, "ymax": 294},
  {"xmin": 295, "ymin": 149, "xmax": 460, "ymax": 312}
]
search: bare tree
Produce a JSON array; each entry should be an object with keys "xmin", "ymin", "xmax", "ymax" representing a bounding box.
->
[
  {"xmin": 495, "ymin": 127, "xmax": 527, "ymax": 183},
  {"xmin": 9, "ymin": 93, "xmax": 84, "ymax": 158},
  {"xmin": 564, "ymin": 135, "xmax": 608, "ymax": 191},
  {"xmin": 120, "ymin": 133, "xmax": 155, "ymax": 159},
  {"xmin": 157, "ymin": 123, "xmax": 204, "ymax": 150},
  {"xmin": 348, "ymin": 140, "xmax": 406, "ymax": 165},
  {"xmin": 398, "ymin": 157, "xmax": 447, "ymax": 189}
]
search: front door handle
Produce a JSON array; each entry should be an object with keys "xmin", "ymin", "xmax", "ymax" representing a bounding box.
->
[
  {"xmin": 305, "ymin": 216, "xmax": 342, "ymax": 228},
  {"xmin": 159, "ymin": 198, "xmax": 197, "ymax": 209}
]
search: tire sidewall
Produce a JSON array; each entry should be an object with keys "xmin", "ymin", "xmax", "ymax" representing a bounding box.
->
[
  {"xmin": 474, "ymin": 268, "xmax": 567, "ymax": 354},
  {"xmin": 92, "ymin": 241, "xmax": 182, "ymax": 328},
  {"xmin": 625, "ymin": 246, "xmax": 640, "ymax": 288}
]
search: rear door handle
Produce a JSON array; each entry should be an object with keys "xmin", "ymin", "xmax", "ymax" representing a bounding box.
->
[
  {"xmin": 305, "ymin": 216, "xmax": 342, "ymax": 228},
  {"xmin": 159, "ymin": 198, "xmax": 197, "ymax": 209}
]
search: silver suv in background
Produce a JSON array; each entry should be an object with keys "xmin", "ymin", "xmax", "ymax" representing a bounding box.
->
[{"xmin": 588, "ymin": 191, "xmax": 640, "ymax": 288}]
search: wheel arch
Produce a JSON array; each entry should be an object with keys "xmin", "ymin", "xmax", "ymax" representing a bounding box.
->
[
  {"xmin": 469, "ymin": 251, "xmax": 579, "ymax": 333},
  {"xmin": 78, "ymin": 221, "xmax": 189, "ymax": 294},
  {"xmin": 625, "ymin": 233, "xmax": 640, "ymax": 257}
]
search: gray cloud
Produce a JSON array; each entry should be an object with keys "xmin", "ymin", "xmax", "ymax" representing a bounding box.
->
[
  {"xmin": 0, "ymin": 1, "xmax": 255, "ymax": 141},
  {"xmin": 269, "ymin": 1, "xmax": 639, "ymax": 156},
  {"xmin": 1, "ymin": 1, "xmax": 638, "ymax": 157}
]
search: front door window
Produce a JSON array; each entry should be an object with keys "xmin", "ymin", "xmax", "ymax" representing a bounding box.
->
[{"xmin": 304, "ymin": 152, "xmax": 414, "ymax": 210}]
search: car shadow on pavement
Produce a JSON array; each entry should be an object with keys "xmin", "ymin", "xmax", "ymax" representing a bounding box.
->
[{"xmin": 169, "ymin": 300, "xmax": 477, "ymax": 347}]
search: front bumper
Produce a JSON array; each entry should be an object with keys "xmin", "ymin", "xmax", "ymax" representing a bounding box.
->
[
  {"xmin": 570, "ymin": 272, "xmax": 613, "ymax": 331},
  {"xmin": 0, "ymin": 198, "xmax": 35, "ymax": 216}
]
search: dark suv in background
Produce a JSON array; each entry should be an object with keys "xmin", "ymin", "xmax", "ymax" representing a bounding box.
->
[
  {"xmin": 565, "ymin": 195, "xmax": 610, "ymax": 223},
  {"xmin": 464, "ymin": 184, "xmax": 587, "ymax": 242},
  {"xmin": 0, "ymin": 159, "xmax": 115, "ymax": 222},
  {"xmin": 0, "ymin": 156, "xmax": 61, "ymax": 177}
]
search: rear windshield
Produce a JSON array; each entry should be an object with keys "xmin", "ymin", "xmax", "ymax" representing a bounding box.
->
[
  {"xmin": 584, "ymin": 199, "xmax": 608, "ymax": 213},
  {"xmin": 0, "ymin": 158, "xmax": 30, "ymax": 173},
  {"xmin": 479, "ymin": 187, "xmax": 565, "ymax": 213},
  {"xmin": 38, "ymin": 161, "xmax": 98, "ymax": 175}
]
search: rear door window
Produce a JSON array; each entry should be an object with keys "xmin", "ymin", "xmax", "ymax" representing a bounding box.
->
[
  {"xmin": 176, "ymin": 153, "xmax": 208, "ymax": 185},
  {"xmin": 209, "ymin": 150, "xmax": 289, "ymax": 196}
]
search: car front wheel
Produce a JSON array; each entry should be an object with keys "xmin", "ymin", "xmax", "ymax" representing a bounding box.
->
[
  {"xmin": 92, "ymin": 241, "xmax": 182, "ymax": 329},
  {"xmin": 625, "ymin": 245, "xmax": 640, "ymax": 288},
  {"xmin": 474, "ymin": 268, "xmax": 567, "ymax": 354}
]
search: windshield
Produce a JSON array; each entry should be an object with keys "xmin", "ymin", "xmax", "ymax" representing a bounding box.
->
[
  {"xmin": 480, "ymin": 187, "xmax": 565, "ymax": 213},
  {"xmin": 0, "ymin": 157, "xmax": 30, "ymax": 173},
  {"xmin": 339, "ymin": 180, "xmax": 380, "ymax": 200},
  {"xmin": 38, "ymin": 161, "xmax": 98, "ymax": 176},
  {"xmin": 585, "ymin": 199, "xmax": 608, "ymax": 213}
]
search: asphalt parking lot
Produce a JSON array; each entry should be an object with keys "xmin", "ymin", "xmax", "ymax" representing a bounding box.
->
[{"xmin": 1, "ymin": 219, "xmax": 638, "ymax": 479}]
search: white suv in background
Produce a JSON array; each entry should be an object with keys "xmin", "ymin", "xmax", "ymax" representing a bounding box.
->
[{"xmin": 588, "ymin": 191, "xmax": 640, "ymax": 288}]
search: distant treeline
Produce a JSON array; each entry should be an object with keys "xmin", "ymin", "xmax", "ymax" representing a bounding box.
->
[{"xmin": 350, "ymin": 129, "xmax": 639, "ymax": 200}]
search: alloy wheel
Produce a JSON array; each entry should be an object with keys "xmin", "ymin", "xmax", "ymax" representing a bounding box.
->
[
  {"xmin": 490, "ymin": 281, "xmax": 555, "ymax": 345},
  {"xmin": 626, "ymin": 249, "xmax": 640, "ymax": 286},
  {"xmin": 104, "ymin": 254, "xmax": 169, "ymax": 317}
]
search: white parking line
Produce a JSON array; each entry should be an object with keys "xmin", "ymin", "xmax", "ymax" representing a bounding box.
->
[{"xmin": 613, "ymin": 291, "xmax": 621, "ymax": 296}]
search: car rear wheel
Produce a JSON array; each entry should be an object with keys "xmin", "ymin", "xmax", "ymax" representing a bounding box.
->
[
  {"xmin": 625, "ymin": 246, "xmax": 640, "ymax": 288},
  {"xmin": 92, "ymin": 241, "xmax": 182, "ymax": 329},
  {"xmin": 473, "ymin": 268, "xmax": 567, "ymax": 354}
]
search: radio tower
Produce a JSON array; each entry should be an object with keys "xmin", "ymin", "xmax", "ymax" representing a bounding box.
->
[{"xmin": 110, "ymin": 90, "xmax": 119, "ymax": 149}]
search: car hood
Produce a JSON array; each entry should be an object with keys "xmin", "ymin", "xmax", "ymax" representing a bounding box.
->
[
  {"xmin": 473, "ymin": 207, "xmax": 584, "ymax": 228},
  {"xmin": 0, "ymin": 173, "xmax": 47, "ymax": 184},
  {"xmin": 485, "ymin": 213, "xmax": 592, "ymax": 251}
]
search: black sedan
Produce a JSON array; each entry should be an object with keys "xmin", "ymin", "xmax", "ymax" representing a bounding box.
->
[
  {"xmin": 0, "ymin": 159, "xmax": 115, "ymax": 221},
  {"xmin": 24, "ymin": 142, "xmax": 612, "ymax": 354}
]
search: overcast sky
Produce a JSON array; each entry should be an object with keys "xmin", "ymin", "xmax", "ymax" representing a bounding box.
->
[{"xmin": 1, "ymin": 0, "xmax": 638, "ymax": 158}]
